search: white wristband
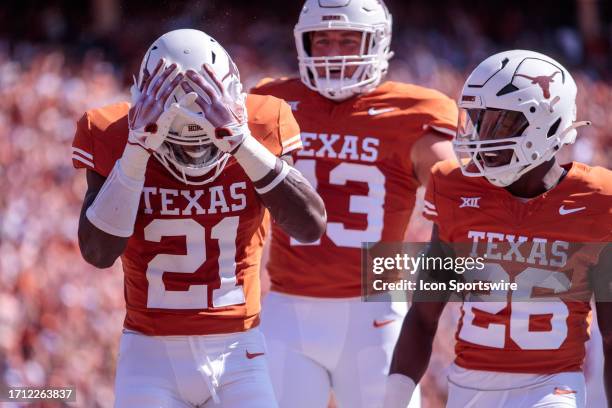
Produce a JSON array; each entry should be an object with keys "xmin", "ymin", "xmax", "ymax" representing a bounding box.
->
[
  {"xmin": 119, "ymin": 142, "xmax": 151, "ymax": 180},
  {"xmin": 382, "ymin": 374, "xmax": 416, "ymax": 408},
  {"xmin": 233, "ymin": 133, "xmax": 278, "ymax": 182},
  {"xmin": 86, "ymin": 161, "xmax": 144, "ymax": 237}
]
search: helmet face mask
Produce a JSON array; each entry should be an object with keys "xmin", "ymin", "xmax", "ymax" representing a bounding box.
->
[
  {"xmin": 154, "ymin": 144, "xmax": 231, "ymax": 186},
  {"xmin": 454, "ymin": 50, "xmax": 587, "ymax": 187},
  {"xmin": 295, "ymin": 0, "xmax": 393, "ymax": 101},
  {"xmin": 134, "ymin": 29, "xmax": 244, "ymax": 185},
  {"xmin": 307, "ymin": 30, "xmax": 368, "ymax": 77},
  {"xmin": 166, "ymin": 140, "xmax": 221, "ymax": 168},
  {"xmin": 455, "ymin": 107, "xmax": 530, "ymax": 185}
]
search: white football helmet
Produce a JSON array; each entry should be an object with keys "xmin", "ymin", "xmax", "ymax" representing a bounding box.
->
[
  {"xmin": 134, "ymin": 29, "xmax": 245, "ymax": 185},
  {"xmin": 454, "ymin": 50, "xmax": 590, "ymax": 187},
  {"xmin": 294, "ymin": 0, "xmax": 393, "ymax": 101}
]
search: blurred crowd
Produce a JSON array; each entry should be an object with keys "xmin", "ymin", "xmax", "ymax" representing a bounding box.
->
[
  {"xmin": 0, "ymin": 1, "xmax": 611, "ymax": 407},
  {"xmin": 0, "ymin": 49, "xmax": 127, "ymax": 406}
]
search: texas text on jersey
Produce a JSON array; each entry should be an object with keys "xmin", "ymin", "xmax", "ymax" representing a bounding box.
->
[
  {"xmin": 252, "ymin": 78, "xmax": 458, "ymax": 298},
  {"xmin": 71, "ymin": 94, "xmax": 301, "ymax": 336},
  {"xmin": 424, "ymin": 159, "xmax": 612, "ymax": 374}
]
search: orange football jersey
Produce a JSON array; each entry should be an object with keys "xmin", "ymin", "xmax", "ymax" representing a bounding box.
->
[
  {"xmin": 424, "ymin": 159, "xmax": 612, "ymax": 373},
  {"xmin": 252, "ymin": 78, "xmax": 458, "ymax": 297},
  {"xmin": 71, "ymin": 95, "xmax": 301, "ymax": 336}
]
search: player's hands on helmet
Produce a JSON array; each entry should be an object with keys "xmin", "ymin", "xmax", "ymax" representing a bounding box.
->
[
  {"xmin": 128, "ymin": 58, "xmax": 190, "ymax": 153},
  {"xmin": 179, "ymin": 64, "xmax": 249, "ymax": 153}
]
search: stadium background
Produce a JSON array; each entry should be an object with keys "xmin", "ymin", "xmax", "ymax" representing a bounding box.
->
[{"xmin": 0, "ymin": 0, "xmax": 611, "ymax": 406}]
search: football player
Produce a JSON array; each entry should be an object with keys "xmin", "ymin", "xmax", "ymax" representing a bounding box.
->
[
  {"xmin": 384, "ymin": 50, "xmax": 612, "ymax": 408},
  {"xmin": 250, "ymin": 0, "xmax": 458, "ymax": 406},
  {"xmin": 72, "ymin": 29, "xmax": 325, "ymax": 408}
]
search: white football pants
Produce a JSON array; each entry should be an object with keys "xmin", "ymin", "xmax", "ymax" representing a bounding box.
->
[
  {"xmin": 113, "ymin": 327, "xmax": 277, "ymax": 408},
  {"xmin": 261, "ymin": 291, "xmax": 420, "ymax": 408},
  {"xmin": 447, "ymin": 363, "xmax": 586, "ymax": 408}
]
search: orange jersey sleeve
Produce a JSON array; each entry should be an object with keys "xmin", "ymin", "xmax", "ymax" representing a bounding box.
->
[
  {"xmin": 71, "ymin": 102, "xmax": 130, "ymax": 177},
  {"xmin": 72, "ymin": 113, "xmax": 96, "ymax": 170},
  {"xmin": 423, "ymin": 161, "xmax": 445, "ymax": 233},
  {"xmin": 423, "ymin": 170, "xmax": 438, "ymax": 223},
  {"xmin": 364, "ymin": 81, "xmax": 458, "ymax": 141},
  {"xmin": 411, "ymin": 88, "xmax": 458, "ymax": 138},
  {"xmin": 253, "ymin": 77, "xmax": 282, "ymax": 89},
  {"xmin": 245, "ymin": 93, "xmax": 301, "ymax": 156},
  {"xmin": 422, "ymin": 159, "xmax": 475, "ymax": 242}
]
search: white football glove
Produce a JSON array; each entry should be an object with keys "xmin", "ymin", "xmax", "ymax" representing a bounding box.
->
[
  {"xmin": 127, "ymin": 58, "xmax": 193, "ymax": 153},
  {"xmin": 177, "ymin": 65, "xmax": 250, "ymax": 154}
]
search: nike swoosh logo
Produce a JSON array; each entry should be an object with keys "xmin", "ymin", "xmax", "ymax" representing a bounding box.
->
[
  {"xmin": 368, "ymin": 107, "xmax": 397, "ymax": 116},
  {"xmin": 559, "ymin": 205, "xmax": 586, "ymax": 215},
  {"xmin": 373, "ymin": 319, "xmax": 395, "ymax": 328},
  {"xmin": 246, "ymin": 350, "xmax": 265, "ymax": 359}
]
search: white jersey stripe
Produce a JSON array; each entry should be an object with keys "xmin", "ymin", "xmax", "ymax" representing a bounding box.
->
[
  {"xmin": 72, "ymin": 154, "xmax": 94, "ymax": 168},
  {"xmin": 72, "ymin": 147, "xmax": 93, "ymax": 160},
  {"xmin": 423, "ymin": 208, "xmax": 438, "ymax": 217},
  {"xmin": 281, "ymin": 134, "xmax": 302, "ymax": 147},
  {"xmin": 282, "ymin": 140, "xmax": 303, "ymax": 155},
  {"xmin": 423, "ymin": 200, "xmax": 436, "ymax": 210}
]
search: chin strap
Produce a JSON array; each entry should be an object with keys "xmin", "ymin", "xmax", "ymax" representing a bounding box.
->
[
  {"xmin": 488, "ymin": 119, "xmax": 592, "ymax": 187},
  {"xmin": 558, "ymin": 120, "xmax": 592, "ymax": 143},
  {"xmin": 152, "ymin": 149, "xmax": 229, "ymax": 186},
  {"xmin": 566, "ymin": 120, "xmax": 592, "ymax": 132}
]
